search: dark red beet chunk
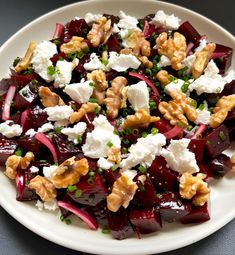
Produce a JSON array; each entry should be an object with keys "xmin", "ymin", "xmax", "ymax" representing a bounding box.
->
[
  {"xmin": 188, "ymin": 139, "xmax": 205, "ymax": 162},
  {"xmin": 68, "ymin": 173, "xmax": 108, "ymax": 207},
  {"xmin": 148, "ymin": 156, "xmax": 179, "ymax": 191},
  {"xmin": 107, "ymin": 207, "xmax": 134, "ymax": 240},
  {"xmin": 10, "ymin": 73, "xmax": 38, "ymax": 88},
  {"xmin": 16, "ymin": 170, "xmax": 38, "ymax": 201},
  {"xmin": 181, "ymin": 203, "xmax": 210, "ymax": 224},
  {"xmin": 87, "ymin": 201, "xmax": 108, "ymax": 226},
  {"xmin": 67, "ymin": 19, "xmax": 90, "ymax": 37},
  {"xmin": 0, "ymin": 138, "xmax": 17, "ymax": 166},
  {"xmin": 198, "ymin": 163, "xmax": 214, "ymax": 183},
  {"xmin": 132, "ymin": 174, "xmax": 158, "ymax": 208},
  {"xmin": 159, "ymin": 192, "xmax": 191, "ymax": 223},
  {"xmin": 154, "ymin": 119, "xmax": 173, "ymax": 134},
  {"xmin": 106, "ymin": 35, "xmax": 122, "ymax": 53},
  {"xmin": 130, "ymin": 207, "xmax": 162, "ymax": 234},
  {"xmin": 208, "ymin": 153, "xmax": 232, "ymax": 177},
  {"xmin": 203, "ymin": 125, "xmax": 230, "ymax": 158},
  {"xmin": 222, "ymin": 80, "xmax": 235, "ymax": 96},
  {"xmin": 103, "ymin": 169, "xmax": 120, "ymax": 186},
  {"xmin": 17, "ymin": 135, "xmax": 44, "ymax": 157},
  {"xmin": 178, "ymin": 21, "xmax": 201, "ymax": 44}
]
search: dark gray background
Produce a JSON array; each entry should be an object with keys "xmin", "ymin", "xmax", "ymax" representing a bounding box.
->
[{"xmin": 0, "ymin": 0, "xmax": 234, "ymax": 255}]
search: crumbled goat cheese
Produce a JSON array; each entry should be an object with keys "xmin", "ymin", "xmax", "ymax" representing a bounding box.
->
[
  {"xmin": 107, "ymin": 51, "xmax": 141, "ymax": 72},
  {"xmin": 120, "ymin": 133, "xmax": 166, "ymax": 170},
  {"xmin": 127, "ymin": 81, "xmax": 150, "ymax": 112},
  {"xmin": 54, "ymin": 59, "xmax": 78, "ymax": 88},
  {"xmin": 54, "ymin": 119, "xmax": 70, "ymax": 128},
  {"xmin": 61, "ymin": 122, "xmax": 87, "ymax": 144},
  {"xmin": 165, "ymin": 79, "xmax": 186, "ymax": 93},
  {"xmin": 38, "ymin": 122, "xmax": 54, "ymax": 133},
  {"xmin": 0, "ymin": 120, "xmax": 22, "ymax": 138},
  {"xmin": 29, "ymin": 166, "xmax": 39, "ymax": 173},
  {"xmin": 64, "ymin": 79, "xmax": 94, "ymax": 103},
  {"xmin": 44, "ymin": 105, "xmax": 74, "ymax": 122},
  {"xmin": 195, "ymin": 101, "xmax": 211, "ymax": 125},
  {"xmin": 82, "ymin": 115, "xmax": 121, "ymax": 158},
  {"xmin": 157, "ymin": 55, "xmax": 171, "ymax": 68},
  {"xmin": 31, "ymin": 40, "xmax": 57, "ymax": 82},
  {"xmin": 112, "ymin": 23, "xmax": 120, "ymax": 34},
  {"xmin": 84, "ymin": 53, "xmax": 107, "ymax": 71},
  {"xmin": 97, "ymin": 157, "xmax": 114, "ymax": 170},
  {"xmin": 189, "ymin": 60, "xmax": 229, "ymax": 95},
  {"xmin": 194, "ymin": 38, "xmax": 207, "ymax": 52},
  {"xmin": 35, "ymin": 199, "xmax": 58, "ymax": 211},
  {"xmin": 223, "ymin": 70, "xmax": 235, "ymax": 84},
  {"xmin": 150, "ymin": 10, "xmax": 181, "ymax": 30},
  {"xmin": 25, "ymin": 128, "xmax": 37, "ymax": 137},
  {"xmin": 122, "ymin": 169, "xmax": 137, "ymax": 180},
  {"xmin": 117, "ymin": 11, "xmax": 140, "ymax": 31},
  {"xmin": 35, "ymin": 200, "xmax": 44, "ymax": 211},
  {"xmin": 182, "ymin": 54, "xmax": 196, "ymax": 73},
  {"xmin": 43, "ymin": 165, "xmax": 58, "ymax": 180},
  {"xmin": 161, "ymin": 138, "xmax": 199, "ymax": 174},
  {"xmin": 84, "ymin": 13, "xmax": 103, "ymax": 24}
]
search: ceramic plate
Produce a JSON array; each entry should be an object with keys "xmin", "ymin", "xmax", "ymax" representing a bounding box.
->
[{"xmin": 0, "ymin": 0, "xmax": 234, "ymax": 254}]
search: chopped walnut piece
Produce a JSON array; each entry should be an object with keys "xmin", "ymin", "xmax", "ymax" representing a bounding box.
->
[
  {"xmin": 159, "ymin": 90, "xmax": 198, "ymax": 128},
  {"xmin": 5, "ymin": 152, "xmax": 35, "ymax": 180},
  {"xmin": 107, "ymin": 147, "xmax": 121, "ymax": 164},
  {"xmin": 69, "ymin": 102, "xmax": 100, "ymax": 124},
  {"xmin": 231, "ymin": 153, "xmax": 235, "ymax": 172},
  {"xmin": 87, "ymin": 17, "xmax": 112, "ymax": 47},
  {"xmin": 138, "ymin": 56, "xmax": 153, "ymax": 69},
  {"xmin": 60, "ymin": 36, "xmax": 88, "ymax": 54},
  {"xmin": 121, "ymin": 86, "xmax": 128, "ymax": 108},
  {"xmin": 104, "ymin": 76, "xmax": 128, "ymax": 119},
  {"xmin": 39, "ymin": 86, "xmax": 65, "ymax": 107},
  {"xmin": 51, "ymin": 157, "xmax": 89, "ymax": 189},
  {"xmin": 210, "ymin": 95, "xmax": 235, "ymax": 128},
  {"xmin": 179, "ymin": 172, "xmax": 210, "ymax": 206},
  {"xmin": 156, "ymin": 32, "xmax": 187, "ymax": 70},
  {"xmin": 87, "ymin": 70, "xmax": 108, "ymax": 104},
  {"xmin": 15, "ymin": 41, "xmax": 37, "ymax": 72},
  {"xmin": 192, "ymin": 43, "xmax": 216, "ymax": 78},
  {"xmin": 122, "ymin": 109, "xmax": 159, "ymax": 130},
  {"xmin": 107, "ymin": 174, "xmax": 138, "ymax": 212},
  {"xmin": 28, "ymin": 175, "xmax": 57, "ymax": 202},
  {"xmin": 156, "ymin": 70, "xmax": 171, "ymax": 86}
]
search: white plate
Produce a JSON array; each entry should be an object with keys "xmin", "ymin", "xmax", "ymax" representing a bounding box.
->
[{"xmin": 0, "ymin": 0, "xmax": 234, "ymax": 254}]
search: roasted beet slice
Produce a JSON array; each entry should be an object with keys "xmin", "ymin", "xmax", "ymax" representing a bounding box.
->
[
  {"xmin": 181, "ymin": 203, "xmax": 210, "ymax": 224},
  {"xmin": 0, "ymin": 138, "xmax": 17, "ymax": 166},
  {"xmin": 10, "ymin": 73, "xmax": 38, "ymax": 88},
  {"xmin": 16, "ymin": 170, "xmax": 38, "ymax": 201},
  {"xmin": 203, "ymin": 125, "xmax": 230, "ymax": 158},
  {"xmin": 103, "ymin": 169, "xmax": 120, "ymax": 186},
  {"xmin": 223, "ymin": 80, "xmax": 235, "ymax": 96},
  {"xmin": 132, "ymin": 174, "xmax": 158, "ymax": 208},
  {"xmin": 106, "ymin": 35, "xmax": 122, "ymax": 53},
  {"xmin": 198, "ymin": 163, "xmax": 214, "ymax": 183},
  {"xmin": 208, "ymin": 153, "xmax": 232, "ymax": 177},
  {"xmin": 130, "ymin": 207, "xmax": 161, "ymax": 235},
  {"xmin": 67, "ymin": 19, "xmax": 90, "ymax": 37},
  {"xmin": 68, "ymin": 173, "xmax": 108, "ymax": 207},
  {"xmin": 148, "ymin": 156, "xmax": 179, "ymax": 191},
  {"xmin": 154, "ymin": 118, "xmax": 173, "ymax": 134},
  {"xmin": 188, "ymin": 139, "xmax": 205, "ymax": 162},
  {"xmin": 178, "ymin": 21, "xmax": 201, "ymax": 44},
  {"xmin": 107, "ymin": 207, "xmax": 134, "ymax": 240},
  {"xmin": 159, "ymin": 192, "xmax": 191, "ymax": 223},
  {"xmin": 86, "ymin": 201, "xmax": 108, "ymax": 226}
]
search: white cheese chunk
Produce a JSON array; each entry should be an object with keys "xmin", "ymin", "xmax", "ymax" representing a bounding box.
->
[
  {"xmin": 61, "ymin": 122, "xmax": 87, "ymax": 144},
  {"xmin": 38, "ymin": 122, "xmax": 54, "ymax": 133},
  {"xmin": 43, "ymin": 165, "xmax": 58, "ymax": 180},
  {"xmin": 44, "ymin": 105, "xmax": 74, "ymax": 121},
  {"xmin": 64, "ymin": 79, "xmax": 93, "ymax": 103},
  {"xmin": 82, "ymin": 115, "xmax": 121, "ymax": 158},
  {"xmin": 97, "ymin": 157, "xmax": 114, "ymax": 170},
  {"xmin": 150, "ymin": 10, "xmax": 181, "ymax": 30},
  {"xmin": 127, "ymin": 81, "xmax": 150, "ymax": 112},
  {"xmin": 194, "ymin": 38, "xmax": 207, "ymax": 53},
  {"xmin": 25, "ymin": 128, "xmax": 37, "ymax": 137},
  {"xmin": 117, "ymin": 11, "xmax": 140, "ymax": 31},
  {"xmin": 157, "ymin": 55, "xmax": 171, "ymax": 68},
  {"xmin": 29, "ymin": 166, "xmax": 39, "ymax": 173},
  {"xmin": 195, "ymin": 101, "xmax": 211, "ymax": 125},
  {"xmin": 84, "ymin": 53, "xmax": 107, "ymax": 71},
  {"xmin": 107, "ymin": 51, "xmax": 141, "ymax": 72},
  {"xmin": 31, "ymin": 40, "xmax": 57, "ymax": 82},
  {"xmin": 0, "ymin": 120, "xmax": 22, "ymax": 138},
  {"xmin": 182, "ymin": 54, "xmax": 196, "ymax": 73},
  {"xmin": 165, "ymin": 79, "xmax": 185, "ymax": 93},
  {"xmin": 36, "ymin": 199, "xmax": 58, "ymax": 211},
  {"xmin": 122, "ymin": 169, "xmax": 137, "ymax": 180},
  {"xmin": 161, "ymin": 138, "xmax": 199, "ymax": 174},
  {"xmin": 84, "ymin": 13, "xmax": 103, "ymax": 24},
  {"xmin": 120, "ymin": 133, "xmax": 166, "ymax": 170},
  {"xmin": 112, "ymin": 23, "xmax": 120, "ymax": 34}
]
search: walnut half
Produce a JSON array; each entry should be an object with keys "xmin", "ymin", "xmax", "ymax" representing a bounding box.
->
[{"xmin": 39, "ymin": 86, "xmax": 65, "ymax": 107}]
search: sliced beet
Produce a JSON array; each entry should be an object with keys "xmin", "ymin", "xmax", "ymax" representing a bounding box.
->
[
  {"xmin": 17, "ymin": 135, "xmax": 44, "ymax": 157},
  {"xmin": 181, "ymin": 203, "xmax": 210, "ymax": 224},
  {"xmin": 68, "ymin": 173, "xmax": 108, "ymax": 207},
  {"xmin": 10, "ymin": 73, "xmax": 38, "ymax": 88},
  {"xmin": 208, "ymin": 153, "xmax": 232, "ymax": 177},
  {"xmin": 106, "ymin": 35, "xmax": 122, "ymax": 53},
  {"xmin": 103, "ymin": 169, "xmax": 120, "ymax": 186},
  {"xmin": 103, "ymin": 14, "xmax": 119, "ymax": 26},
  {"xmin": 148, "ymin": 156, "xmax": 179, "ymax": 191},
  {"xmin": 16, "ymin": 170, "xmax": 38, "ymax": 201},
  {"xmin": 188, "ymin": 139, "xmax": 205, "ymax": 162},
  {"xmin": 129, "ymin": 207, "xmax": 162, "ymax": 234},
  {"xmin": 132, "ymin": 174, "xmax": 158, "ymax": 208},
  {"xmin": 222, "ymin": 80, "xmax": 235, "ymax": 96},
  {"xmin": 159, "ymin": 192, "xmax": 191, "ymax": 223},
  {"xmin": 67, "ymin": 19, "xmax": 90, "ymax": 37},
  {"xmin": 154, "ymin": 118, "xmax": 173, "ymax": 134},
  {"xmin": 107, "ymin": 207, "xmax": 134, "ymax": 240},
  {"xmin": 198, "ymin": 162, "xmax": 214, "ymax": 183},
  {"xmin": 178, "ymin": 21, "xmax": 201, "ymax": 44},
  {"xmin": 87, "ymin": 201, "xmax": 108, "ymax": 226},
  {"xmin": 0, "ymin": 138, "xmax": 17, "ymax": 166},
  {"xmin": 203, "ymin": 125, "xmax": 230, "ymax": 158}
]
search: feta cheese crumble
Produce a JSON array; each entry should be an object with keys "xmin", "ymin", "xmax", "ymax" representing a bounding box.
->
[
  {"xmin": 84, "ymin": 53, "xmax": 107, "ymax": 71},
  {"xmin": 117, "ymin": 11, "xmax": 140, "ymax": 31},
  {"xmin": 31, "ymin": 40, "xmax": 58, "ymax": 82},
  {"xmin": 43, "ymin": 165, "xmax": 58, "ymax": 180},
  {"xmin": 44, "ymin": 105, "xmax": 74, "ymax": 122},
  {"xmin": 164, "ymin": 78, "xmax": 186, "ymax": 93},
  {"xmin": 37, "ymin": 122, "xmax": 54, "ymax": 133},
  {"xmin": 195, "ymin": 101, "xmax": 211, "ymax": 125},
  {"xmin": 29, "ymin": 166, "xmax": 39, "ymax": 173},
  {"xmin": 25, "ymin": 128, "xmax": 37, "ymax": 137},
  {"xmin": 157, "ymin": 55, "xmax": 171, "ymax": 68},
  {"xmin": 150, "ymin": 10, "xmax": 181, "ymax": 30},
  {"xmin": 0, "ymin": 120, "xmax": 22, "ymax": 138},
  {"xmin": 120, "ymin": 133, "xmax": 166, "ymax": 170},
  {"xmin": 127, "ymin": 81, "xmax": 150, "ymax": 112},
  {"xmin": 61, "ymin": 122, "xmax": 87, "ymax": 144},
  {"xmin": 64, "ymin": 79, "xmax": 94, "ymax": 103},
  {"xmin": 194, "ymin": 38, "xmax": 207, "ymax": 52},
  {"xmin": 161, "ymin": 138, "xmax": 199, "ymax": 174},
  {"xmin": 82, "ymin": 115, "xmax": 121, "ymax": 158},
  {"xmin": 84, "ymin": 13, "xmax": 103, "ymax": 24},
  {"xmin": 35, "ymin": 199, "xmax": 58, "ymax": 211},
  {"xmin": 97, "ymin": 157, "xmax": 114, "ymax": 170}
]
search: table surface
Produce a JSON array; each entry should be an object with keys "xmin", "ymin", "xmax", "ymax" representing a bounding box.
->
[{"xmin": 0, "ymin": 0, "xmax": 234, "ymax": 254}]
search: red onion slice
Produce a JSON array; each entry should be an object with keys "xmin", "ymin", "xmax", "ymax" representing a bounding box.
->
[
  {"xmin": 143, "ymin": 20, "xmax": 150, "ymax": 38},
  {"xmin": 53, "ymin": 23, "xmax": 64, "ymax": 39},
  {"xmin": 190, "ymin": 124, "xmax": 207, "ymax": 140},
  {"xmin": 57, "ymin": 201, "xmax": 98, "ymax": 230},
  {"xmin": 163, "ymin": 125, "xmax": 184, "ymax": 140},
  {"xmin": 186, "ymin": 42, "xmax": 194, "ymax": 56},
  {"xmin": 2, "ymin": 85, "xmax": 16, "ymax": 121},
  {"xmin": 20, "ymin": 109, "xmax": 30, "ymax": 132}
]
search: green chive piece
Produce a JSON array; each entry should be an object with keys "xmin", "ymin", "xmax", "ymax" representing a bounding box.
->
[
  {"xmin": 177, "ymin": 122, "xmax": 183, "ymax": 127},
  {"xmin": 77, "ymin": 135, "xmax": 83, "ymax": 144},
  {"xmin": 98, "ymin": 167, "xmax": 104, "ymax": 174},
  {"xmin": 107, "ymin": 141, "xmax": 113, "ymax": 148},
  {"xmin": 123, "ymin": 139, "xmax": 130, "ymax": 145},
  {"xmin": 190, "ymin": 99, "xmax": 197, "ymax": 108},
  {"xmin": 122, "ymin": 147, "xmax": 128, "ymax": 154},
  {"xmin": 89, "ymin": 98, "xmax": 99, "ymax": 103},
  {"xmin": 219, "ymin": 131, "xmax": 225, "ymax": 141},
  {"xmin": 186, "ymin": 125, "xmax": 193, "ymax": 131},
  {"xmin": 145, "ymin": 68, "xmax": 152, "ymax": 76},
  {"xmin": 88, "ymin": 171, "xmax": 95, "ymax": 177},
  {"xmin": 67, "ymin": 185, "xmax": 77, "ymax": 193},
  {"xmin": 75, "ymin": 189, "xmax": 83, "ymax": 198},
  {"xmin": 102, "ymin": 226, "xmax": 110, "ymax": 234},
  {"xmin": 111, "ymin": 165, "xmax": 119, "ymax": 171},
  {"xmin": 206, "ymin": 140, "xmax": 211, "ymax": 145},
  {"xmin": 151, "ymin": 127, "xmax": 158, "ymax": 135},
  {"xmin": 198, "ymin": 103, "xmax": 205, "ymax": 111},
  {"xmin": 141, "ymin": 132, "xmax": 148, "ymax": 138},
  {"xmin": 138, "ymin": 165, "xmax": 147, "ymax": 173},
  {"xmin": 15, "ymin": 147, "xmax": 24, "ymax": 156}
]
